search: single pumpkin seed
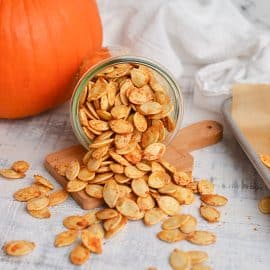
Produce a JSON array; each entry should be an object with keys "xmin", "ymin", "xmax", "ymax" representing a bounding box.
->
[
  {"xmin": 0, "ymin": 169, "xmax": 25, "ymax": 179},
  {"xmin": 26, "ymin": 196, "xmax": 49, "ymax": 211},
  {"xmin": 200, "ymin": 194, "xmax": 228, "ymax": 206},
  {"xmin": 169, "ymin": 249, "xmax": 191, "ymax": 270},
  {"xmin": 258, "ymin": 196, "xmax": 270, "ymax": 214},
  {"xmin": 69, "ymin": 244, "xmax": 90, "ymax": 265},
  {"xmin": 157, "ymin": 229, "xmax": 186, "ymax": 243},
  {"xmin": 54, "ymin": 230, "xmax": 78, "ymax": 247},
  {"xmin": 81, "ymin": 230, "xmax": 102, "ymax": 254},
  {"xmin": 28, "ymin": 207, "xmax": 51, "ymax": 219},
  {"xmin": 85, "ymin": 184, "xmax": 103, "ymax": 199},
  {"xmin": 63, "ymin": 216, "xmax": 89, "ymax": 230},
  {"xmin": 144, "ymin": 207, "xmax": 167, "ymax": 226},
  {"xmin": 66, "ymin": 180, "xmax": 87, "ymax": 192},
  {"xmin": 48, "ymin": 190, "xmax": 69, "ymax": 206},
  {"xmin": 3, "ymin": 240, "xmax": 35, "ymax": 256},
  {"xmin": 200, "ymin": 204, "xmax": 220, "ymax": 223},
  {"xmin": 11, "ymin": 160, "xmax": 30, "ymax": 173},
  {"xmin": 65, "ymin": 160, "xmax": 80, "ymax": 181},
  {"xmin": 33, "ymin": 174, "xmax": 54, "ymax": 190}
]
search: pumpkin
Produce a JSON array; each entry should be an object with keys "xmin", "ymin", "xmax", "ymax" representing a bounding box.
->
[{"xmin": 0, "ymin": 0, "xmax": 103, "ymax": 119}]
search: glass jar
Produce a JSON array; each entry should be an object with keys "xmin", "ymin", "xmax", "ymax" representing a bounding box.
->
[{"xmin": 70, "ymin": 50, "xmax": 184, "ymax": 150}]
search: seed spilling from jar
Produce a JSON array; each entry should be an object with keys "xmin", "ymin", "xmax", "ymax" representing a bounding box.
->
[{"xmin": 0, "ymin": 63, "xmax": 228, "ymax": 267}]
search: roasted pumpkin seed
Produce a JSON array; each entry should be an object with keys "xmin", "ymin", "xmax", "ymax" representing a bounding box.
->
[
  {"xmin": 116, "ymin": 197, "xmax": 140, "ymax": 219},
  {"xmin": 198, "ymin": 180, "xmax": 214, "ymax": 195},
  {"xmin": 88, "ymin": 77, "xmax": 107, "ymax": 101},
  {"xmin": 200, "ymin": 194, "xmax": 228, "ymax": 206},
  {"xmin": 103, "ymin": 214, "xmax": 122, "ymax": 231},
  {"xmin": 65, "ymin": 160, "xmax": 80, "ymax": 181},
  {"xmin": 66, "ymin": 180, "xmax": 87, "ymax": 192},
  {"xmin": 89, "ymin": 119, "xmax": 109, "ymax": 131},
  {"xmin": 28, "ymin": 207, "xmax": 51, "ymax": 219},
  {"xmin": 156, "ymin": 196, "xmax": 181, "ymax": 216},
  {"xmin": 258, "ymin": 196, "xmax": 270, "ymax": 214},
  {"xmin": 114, "ymin": 133, "xmax": 133, "ymax": 149},
  {"xmin": 109, "ymin": 163, "xmax": 124, "ymax": 174},
  {"xmin": 103, "ymin": 179, "xmax": 119, "ymax": 208},
  {"xmin": 85, "ymin": 184, "xmax": 103, "ymax": 199},
  {"xmin": 169, "ymin": 248, "xmax": 191, "ymax": 270},
  {"xmin": 31, "ymin": 183, "xmax": 51, "ymax": 195},
  {"xmin": 131, "ymin": 178, "xmax": 149, "ymax": 197},
  {"xmin": 130, "ymin": 68, "xmax": 149, "ymax": 88},
  {"xmin": 91, "ymin": 146, "xmax": 109, "ymax": 160},
  {"xmin": 69, "ymin": 244, "xmax": 90, "ymax": 265},
  {"xmin": 26, "ymin": 196, "xmax": 49, "ymax": 211},
  {"xmin": 179, "ymin": 215, "xmax": 197, "ymax": 234},
  {"xmin": 105, "ymin": 216, "xmax": 128, "ymax": 239},
  {"xmin": 88, "ymin": 223, "xmax": 105, "ymax": 239},
  {"xmin": 11, "ymin": 160, "xmax": 30, "ymax": 173},
  {"xmin": 83, "ymin": 210, "xmax": 99, "ymax": 225},
  {"xmin": 14, "ymin": 186, "xmax": 41, "ymax": 202},
  {"xmin": 77, "ymin": 167, "xmax": 95, "ymax": 181},
  {"xmin": 143, "ymin": 143, "xmax": 166, "ymax": 161},
  {"xmin": 111, "ymin": 105, "xmax": 130, "ymax": 119},
  {"xmin": 148, "ymin": 171, "xmax": 169, "ymax": 189},
  {"xmin": 187, "ymin": 231, "xmax": 216, "ymax": 246},
  {"xmin": 3, "ymin": 240, "xmax": 35, "ymax": 256},
  {"xmin": 96, "ymin": 208, "xmax": 118, "ymax": 220},
  {"xmin": 87, "ymin": 158, "xmax": 102, "ymax": 172},
  {"xmin": 139, "ymin": 102, "xmax": 162, "ymax": 115},
  {"xmin": 89, "ymin": 138, "xmax": 114, "ymax": 149},
  {"xmin": 63, "ymin": 216, "xmax": 89, "ymax": 230},
  {"xmin": 124, "ymin": 165, "xmax": 145, "ymax": 179},
  {"xmin": 144, "ymin": 208, "xmax": 167, "ymax": 226},
  {"xmin": 109, "ymin": 150, "xmax": 132, "ymax": 166},
  {"xmin": 109, "ymin": 119, "xmax": 134, "ymax": 134},
  {"xmin": 137, "ymin": 195, "xmax": 155, "ymax": 211},
  {"xmin": 136, "ymin": 162, "xmax": 152, "ymax": 172},
  {"xmin": 54, "ymin": 230, "xmax": 78, "ymax": 247},
  {"xmin": 0, "ymin": 169, "xmax": 25, "ymax": 179},
  {"xmin": 81, "ymin": 230, "xmax": 102, "ymax": 254},
  {"xmin": 124, "ymin": 144, "xmax": 142, "ymax": 164},
  {"xmin": 33, "ymin": 174, "xmax": 54, "ymax": 190},
  {"xmin": 200, "ymin": 204, "xmax": 220, "ymax": 223},
  {"xmin": 186, "ymin": 250, "xmax": 209, "ymax": 265},
  {"xmin": 162, "ymin": 215, "xmax": 190, "ymax": 230},
  {"xmin": 48, "ymin": 190, "xmax": 69, "ymax": 206},
  {"xmin": 157, "ymin": 229, "xmax": 186, "ymax": 243},
  {"xmin": 133, "ymin": 112, "xmax": 148, "ymax": 132},
  {"xmin": 173, "ymin": 171, "xmax": 192, "ymax": 186}
]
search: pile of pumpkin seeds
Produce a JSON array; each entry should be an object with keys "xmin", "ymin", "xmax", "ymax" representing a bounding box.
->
[
  {"xmin": 0, "ymin": 160, "xmax": 69, "ymax": 219},
  {"xmin": 0, "ymin": 63, "xmax": 230, "ymax": 269},
  {"xmin": 52, "ymin": 63, "xmax": 228, "ymax": 267}
]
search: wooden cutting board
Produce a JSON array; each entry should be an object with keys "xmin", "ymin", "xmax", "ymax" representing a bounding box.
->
[{"xmin": 44, "ymin": 120, "xmax": 223, "ymax": 209}]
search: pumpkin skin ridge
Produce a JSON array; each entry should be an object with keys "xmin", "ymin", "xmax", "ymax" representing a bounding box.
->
[{"xmin": 0, "ymin": 0, "xmax": 103, "ymax": 119}]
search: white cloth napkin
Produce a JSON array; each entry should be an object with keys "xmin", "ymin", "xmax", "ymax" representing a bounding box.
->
[{"xmin": 97, "ymin": 0, "xmax": 270, "ymax": 111}]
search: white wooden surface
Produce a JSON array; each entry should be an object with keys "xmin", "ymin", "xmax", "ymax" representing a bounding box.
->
[{"xmin": 0, "ymin": 93, "xmax": 269, "ymax": 270}]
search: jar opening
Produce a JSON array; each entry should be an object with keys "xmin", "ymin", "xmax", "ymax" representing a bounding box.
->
[{"xmin": 70, "ymin": 55, "xmax": 184, "ymax": 150}]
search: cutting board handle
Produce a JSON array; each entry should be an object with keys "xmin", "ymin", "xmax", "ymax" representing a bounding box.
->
[{"xmin": 169, "ymin": 120, "xmax": 223, "ymax": 152}]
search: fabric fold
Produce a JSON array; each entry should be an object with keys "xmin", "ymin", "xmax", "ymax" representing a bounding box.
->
[{"xmin": 97, "ymin": 0, "xmax": 269, "ymax": 111}]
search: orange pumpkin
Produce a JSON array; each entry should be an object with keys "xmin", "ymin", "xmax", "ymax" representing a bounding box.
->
[{"xmin": 0, "ymin": 0, "xmax": 103, "ymax": 119}]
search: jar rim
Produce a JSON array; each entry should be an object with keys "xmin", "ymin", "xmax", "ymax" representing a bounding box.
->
[{"xmin": 70, "ymin": 55, "xmax": 184, "ymax": 150}]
